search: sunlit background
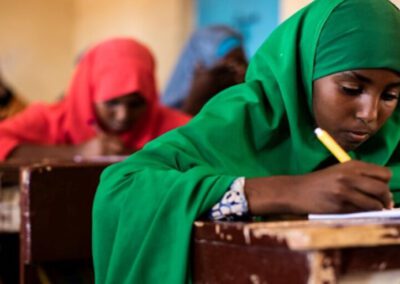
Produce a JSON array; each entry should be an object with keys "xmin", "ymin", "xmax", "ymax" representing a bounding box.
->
[{"xmin": 0, "ymin": 0, "xmax": 399, "ymax": 103}]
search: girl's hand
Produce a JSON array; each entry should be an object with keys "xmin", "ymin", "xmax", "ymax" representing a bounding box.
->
[
  {"xmin": 77, "ymin": 131, "xmax": 128, "ymax": 157},
  {"xmin": 245, "ymin": 160, "xmax": 393, "ymax": 215}
]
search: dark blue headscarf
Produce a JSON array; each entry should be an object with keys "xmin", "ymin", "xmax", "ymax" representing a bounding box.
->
[{"xmin": 162, "ymin": 25, "xmax": 244, "ymax": 108}]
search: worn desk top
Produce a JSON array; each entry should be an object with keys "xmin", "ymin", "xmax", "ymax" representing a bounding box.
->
[
  {"xmin": 193, "ymin": 220, "xmax": 400, "ymax": 283},
  {"xmin": 194, "ymin": 219, "xmax": 400, "ymax": 250},
  {"xmin": 0, "ymin": 157, "xmax": 122, "ymax": 186}
]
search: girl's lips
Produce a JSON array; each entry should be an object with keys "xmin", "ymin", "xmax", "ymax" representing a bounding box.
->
[{"xmin": 346, "ymin": 131, "xmax": 370, "ymax": 143}]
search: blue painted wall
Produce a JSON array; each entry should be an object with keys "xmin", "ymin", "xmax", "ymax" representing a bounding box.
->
[{"xmin": 196, "ymin": 0, "xmax": 279, "ymax": 58}]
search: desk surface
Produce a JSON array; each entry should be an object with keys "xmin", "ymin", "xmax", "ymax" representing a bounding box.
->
[
  {"xmin": 194, "ymin": 219, "xmax": 400, "ymax": 250},
  {"xmin": 0, "ymin": 158, "xmax": 118, "ymax": 186},
  {"xmin": 193, "ymin": 219, "xmax": 400, "ymax": 284}
]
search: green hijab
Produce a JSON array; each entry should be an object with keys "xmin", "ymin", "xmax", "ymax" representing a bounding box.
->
[{"xmin": 93, "ymin": 0, "xmax": 400, "ymax": 283}]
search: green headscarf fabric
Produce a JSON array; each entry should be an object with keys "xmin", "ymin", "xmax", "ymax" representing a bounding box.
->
[{"xmin": 93, "ymin": 0, "xmax": 400, "ymax": 283}]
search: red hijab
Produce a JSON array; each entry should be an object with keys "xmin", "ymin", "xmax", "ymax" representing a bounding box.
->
[{"xmin": 0, "ymin": 38, "xmax": 191, "ymax": 160}]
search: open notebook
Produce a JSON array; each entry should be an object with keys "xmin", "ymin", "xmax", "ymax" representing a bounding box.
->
[{"xmin": 309, "ymin": 208, "xmax": 400, "ymax": 220}]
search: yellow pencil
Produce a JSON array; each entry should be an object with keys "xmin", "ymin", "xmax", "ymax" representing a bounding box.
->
[{"xmin": 314, "ymin": 128, "xmax": 351, "ymax": 163}]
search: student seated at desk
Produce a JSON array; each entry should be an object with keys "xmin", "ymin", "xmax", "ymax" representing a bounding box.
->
[
  {"xmin": 0, "ymin": 38, "xmax": 190, "ymax": 161},
  {"xmin": 162, "ymin": 25, "xmax": 248, "ymax": 115},
  {"xmin": 92, "ymin": 0, "xmax": 400, "ymax": 283}
]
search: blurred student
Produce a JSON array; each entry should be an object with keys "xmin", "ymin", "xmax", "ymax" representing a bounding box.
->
[
  {"xmin": 162, "ymin": 25, "xmax": 248, "ymax": 115},
  {"xmin": 0, "ymin": 38, "xmax": 190, "ymax": 161},
  {"xmin": 0, "ymin": 74, "xmax": 26, "ymax": 120}
]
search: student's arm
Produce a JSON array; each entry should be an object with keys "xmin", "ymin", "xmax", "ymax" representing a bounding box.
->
[{"xmin": 244, "ymin": 160, "xmax": 393, "ymax": 215}]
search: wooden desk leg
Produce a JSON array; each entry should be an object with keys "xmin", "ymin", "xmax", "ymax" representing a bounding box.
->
[
  {"xmin": 307, "ymin": 251, "xmax": 340, "ymax": 284},
  {"xmin": 0, "ymin": 233, "xmax": 19, "ymax": 284},
  {"xmin": 20, "ymin": 264, "xmax": 40, "ymax": 284}
]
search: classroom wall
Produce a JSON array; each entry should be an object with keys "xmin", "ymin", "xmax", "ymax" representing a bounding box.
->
[
  {"xmin": 280, "ymin": 0, "xmax": 312, "ymax": 21},
  {"xmin": 196, "ymin": 0, "xmax": 279, "ymax": 59},
  {"xmin": 392, "ymin": 0, "xmax": 400, "ymax": 8},
  {"xmin": 74, "ymin": 0, "xmax": 193, "ymax": 97},
  {"xmin": 281, "ymin": 0, "xmax": 400, "ymax": 21},
  {"xmin": 0, "ymin": 0, "xmax": 192, "ymax": 103},
  {"xmin": 0, "ymin": 0, "xmax": 74, "ymax": 103},
  {"xmin": 1, "ymin": 0, "xmax": 399, "ymax": 103}
]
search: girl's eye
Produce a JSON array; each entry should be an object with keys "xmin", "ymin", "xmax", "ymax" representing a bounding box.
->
[
  {"xmin": 128, "ymin": 100, "xmax": 146, "ymax": 108},
  {"xmin": 341, "ymin": 86, "xmax": 363, "ymax": 96},
  {"xmin": 382, "ymin": 92, "xmax": 400, "ymax": 102},
  {"xmin": 105, "ymin": 100, "xmax": 119, "ymax": 107}
]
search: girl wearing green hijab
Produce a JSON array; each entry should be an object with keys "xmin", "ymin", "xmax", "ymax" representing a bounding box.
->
[{"xmin": 93, "ymin": 0, "xmax": 400, "ymax": 283}]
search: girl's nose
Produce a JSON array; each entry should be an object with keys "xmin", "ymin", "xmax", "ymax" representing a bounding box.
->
[
  {"xmin": 356, "ymin": 96, "xmax": 379, "ymax": 124},
  {"xmin": 114, "ymin": 105, "xmax": 129, "ymax": 122}
]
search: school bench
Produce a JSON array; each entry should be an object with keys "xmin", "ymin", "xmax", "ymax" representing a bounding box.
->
[{"xmin": 192, "ymin": 219, "xmax": 400, "ymax": 283}]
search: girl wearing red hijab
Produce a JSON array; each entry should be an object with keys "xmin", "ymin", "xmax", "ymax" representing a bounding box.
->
[{"xmin": 0, "ymin": 38, "xmax": 191, "ymax": 161}]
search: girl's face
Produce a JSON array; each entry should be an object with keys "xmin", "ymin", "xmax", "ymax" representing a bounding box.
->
[
  {"xmin": 95, "ymin": 92, "xmax": 147, "ymax": 134},
  {"xmin": 312, "ymin": 69, "xmax": 400, "ymax": 151},
  {"xmin": 220, "ymin": 47, "xmax": 248, "ymax": 81}
]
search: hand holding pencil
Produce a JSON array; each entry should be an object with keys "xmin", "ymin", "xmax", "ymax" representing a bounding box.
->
[
  {"xmin": 314, "ymin": 127, "xmax": 394, "ymax": 210},
  {"xmin": 243, "ymin": 128, "xmax": 393, "ymax": 216}
]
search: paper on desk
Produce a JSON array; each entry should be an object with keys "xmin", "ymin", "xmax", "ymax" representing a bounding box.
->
[
  {"xmin": 73, "ymin": 155, "xmax": 129, "ymax": 163},
  {"xmin": 308, "ymin": 208, "xmax": 400, "ymax": 220}
]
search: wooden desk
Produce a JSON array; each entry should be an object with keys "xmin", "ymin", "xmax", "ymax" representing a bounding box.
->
[
  {"xmin": 0, "ymin": 161, "xmax": 33, "ymax": 284},
  {"xmin": 0, "ymin": 160, "xmax": 112, "ymax": 284},
  {"xmin": 192, "ymin": 219, "xmax": 400, "ymax": 283},
  {"xmin": 0, "ymin": 161, "xmax": 39, "ymax": 233}
]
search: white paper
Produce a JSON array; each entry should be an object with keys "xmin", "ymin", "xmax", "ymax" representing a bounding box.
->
[
  {"xmin": 309, "ymin": 208, "xmax": 400, "ymax": 220},
  {"xmin": 73, "ymin": 155, "xmax": 129, "ymax": 163}
]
